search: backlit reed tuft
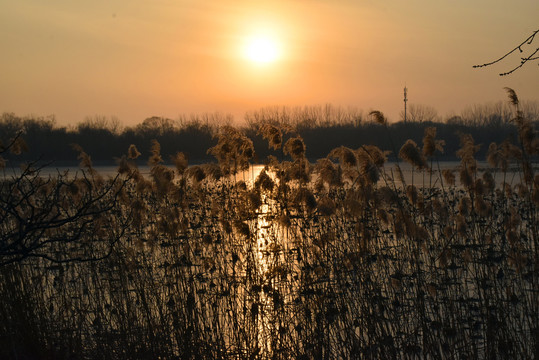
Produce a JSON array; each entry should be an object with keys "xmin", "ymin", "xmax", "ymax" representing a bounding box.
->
[
  {"xmin": 504, "ymin": 87, "xmax": 519, "ymax": 107},
  {"xmin": 116, "ymin": 155, "xmax": 131, "ymax": 175},
  {"xmin": 442, "ymin": 169, "xmax": 455, "ymax": 186},
  {"xmin": 72, "ymin": 144, "xmax": 93, "ymax": 170},
  {"xmin": 422, "ymin": 127, "xmax": 444, "ymax": 157},
  {"xmin": 201, "ymin": 163, "xmax": 222, "ymax": 181},
  {"xmin": 357, "ymin": 145, "xmax": 388, "ymax": 184},
  {"xmin": 10, "ymin": 137, "xmax": 28, "ymax": 155},
  {"xmin": 314, "ymin": 158, "xmax": 342, "ymax": 187},
  {"xmin": 456, "ymin": 133, "xmax": 480, "ymax": 171},
  {"xmin": 185, "ymin": 165, "xmax": 206, "ymax": 184},
  {"xmin": 128, "ymin": 144, "xmax": 141, "ymax": 159},
  {"xmin": 316, "ymin": 196, "xmax": 336, "ymax": 216},
  {"xmin": 459, "ymin": 166, "xmax": 474, "ymax": 190},
  {"xmin": 151, "ymin": 164, "xmax": 175, "ymax": 196},
  {"xmin": 399, "ymin": 140, "xmax": 427, "ymax": 170},
  {"xmin": 482, "ymin": 171, "xmax": 495, "ymax": 193},
  {"xmin": 406, "ymin": 185, "xmax": 421, "ymax": 205},
  {"xmin": 329, "ymin": 146, "xmax": 357, "ymax": 168},
  {"xmin": 172, "ymin": 152, "xmax": 188, "ymax": 175},
  {"xmin": 293, "ymin": 187, "xmax": 317, "ymax": 212},
  {"xmin": 148, "ymin": 139, "xmax": 163, "ymax": 166},
  {"xmin": 254, "ymin": 169, "xmax": 275, "ymax": 192},
  {"xmin": 283, "ymin": 136, "xmax": 306, "ymax": 160},
  {"xmin": 258, "ymin": 123, "xmax": 282, "ymax": 150},
  {"xmin": 369, "ymin": 110, "xmax": 387, "ymax": 125}
]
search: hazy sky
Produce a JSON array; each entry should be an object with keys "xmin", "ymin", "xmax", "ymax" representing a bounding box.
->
[{"xmin": 1, "ymin": 0, "xmax": 538, "ymax": 126}]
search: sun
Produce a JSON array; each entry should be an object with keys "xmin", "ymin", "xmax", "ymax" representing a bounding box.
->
[{"xmin": 244, "ymin": 35, "xmax": 280, "ymax": 64}]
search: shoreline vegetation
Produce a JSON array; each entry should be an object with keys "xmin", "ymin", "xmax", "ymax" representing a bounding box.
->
[
  {"xmin": 1, "ymin": 98, "xmax": 538, "ymax": 166},
  {"xmin": 0, "ymin": 89, "xmax": 538, "ymax": 359}
]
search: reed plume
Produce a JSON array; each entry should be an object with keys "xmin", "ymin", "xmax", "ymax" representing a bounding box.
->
[
  {"xmin": 442, "ymin": 169, "xmax": 455, "ymax": 186},
  {"xmin": 283, "ymin": 136, "xmax": 306, "ymax": 160},
  {"xmin": 399, "ymin": 140, "xmax": 427, "ymax": 170},
  {"xmin": 329, "ymin": 146, "xmax": 357, "ymax": 168},
  {"xmin": 258, "ymin": 123, "xmax": 282, "ymax": 150},
  {"xmin": 254, "ymin": 169, "xmax": 275, "ymax": 192},
  {"xmin": 200, "ymin": 163, "xmax": 222, "ymax": 181},
  {"xmin": 71, "ymin": 144, "xmax": 95, "ymax": 173},
  {"xmin": 148, "ymin": 140, "xmax": 163, "ymax": 166},
  {"xmin": 314, "ymin": 158, "xmax": 342, "ymax": 187},
  {"xmin": 369, "ymin": 110, "xmax": 387, "ymax": 125},
  {"xmin": 316, "ymin": 196, "xmax": 336, "ymax": 216},
  {"xmin": 456, "ymin": 133, "xmax": 480, "ymax": 172},
  {"xmin": 128, "ymin": 144, "xmax": 141, "ymax": 159},
  {"xmin": 185, "ymin": 165, "xmax": 206, "ymax": 184},
  {"xmin": 172, "ymin": 152, "xmax": 188, "ymax": 175},
  {"xmin": 10, "ymin": 137, "xmax": 28, "ymax": 155},
  {"xmin": 482, "ymin": 171, "xmax": 495, "ymax": 193},
  {"xmin": 357, "ymin": 145, "xmax": 388, "ymax": 184},
  {"xmin": 422, "ymin": 127, "xmax": 444, "ymax": 157}
]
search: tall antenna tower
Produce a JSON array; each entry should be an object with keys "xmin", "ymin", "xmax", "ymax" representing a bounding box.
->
[{"xmin": 403, "ymin": 85, "xmax": 408, "ymax": 123}]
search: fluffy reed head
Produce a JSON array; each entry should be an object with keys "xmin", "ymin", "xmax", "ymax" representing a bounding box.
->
[
  {"xmin": 185, "ymin": 165, "xmax": 206, "ymax": 184},
  {"xmin": 116, "ymin": 155, "xmax": 133, "ymax": 175},
  {"xmin": 422, "ymin": 127, "xmax": 445, "ymax": 157},
  {"xmin": 258, "ymin": 124, "xmax": 282, "ymax": 150},
  {"xmin": 459, "ymin": 167, "xmax": 474, "ymax": 191},
  {"xmin": 148, "ymin": 140, "xmax": 163, "ymax": 166},
  {"xmin": 399, "ymin": 140, "xmax": 427, "ymax": 170},
  {"xmin": 254, "ymin": 169, "xmax": 275, "ymax": 192},
  {"xmin": 314, "ymin": 158, "xmax": 342, "ymax": 187},
  {"xmin": 150, "ymin": 164, "xmax": 175, "ymax": 196},
  {"xmin": 487, "ymin": 142, "xmax": 500, "ymax": 168},
  {"xmin": 283, "ymin": 136, "xmax": 306, "ymax": 160},
  {"xmin": 456, "ymin": 133, "xmax": 480, "ymax": 172},
  {"xmin": 369, "ymin": 110, "xmax": 387, "ymax": 125},
  {"xmin": 482, "ymin": 171, "xmax": 495, "ymax": 193},
  {"xmin": 128, "ymin": 144, "xmax": 141, "ymax": 159},
  {"xmin": 356, "ymin": 145, "xmax": 388, "ymax": 185},
  {"xmin": 172, "ymin": 152, "xmax": 188, "ymax": 175},
  {"xmin": 504, "ymin": 87, "xmax": 519, "ymax": 107},
  {"xmin": 316, "ymin": 196, "xmax": 336, "ymax": 216},
  {"xmin": 10, "ymin": 136, "xmax": 28, "ymax": 155},
  {"xmin": 71, "ymin": 144, "xmax": 93, "ymax": 170},
  {"xmin": 294, "ymin": 187, "xmax": 317, "ymax": 212},
  {"xmin": 442, "ymin": 169, "xmax": 455, "ymax": 186},
  {"xmin": 406, "ymin": 185, "xmax": 422, "ymax": 205},
  {"xmin": 329, "ymin": 146, "xmax": 357, "ymax": 168}
]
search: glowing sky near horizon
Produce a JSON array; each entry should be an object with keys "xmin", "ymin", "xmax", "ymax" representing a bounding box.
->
[{"xmin": 0, "ymin": 0, "xmax": 537, "ymax": 126}]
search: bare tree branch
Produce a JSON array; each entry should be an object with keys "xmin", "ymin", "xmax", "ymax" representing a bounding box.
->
[{"xmin": 473, "ymin": 29, "xmax": 539, "ymax": 76}]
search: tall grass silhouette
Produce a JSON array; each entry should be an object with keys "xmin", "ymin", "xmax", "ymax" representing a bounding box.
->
[{"xmin": 0, "ymin": 88, "xmax": 537, "ymax": 359}]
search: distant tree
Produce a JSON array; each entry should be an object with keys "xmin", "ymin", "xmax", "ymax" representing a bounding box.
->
[
  {"xmin": 399, "ymin": 104, "xmax": 440, "ymax": 123},
  {"xmin": 245, "ymin": 105, "xmax": 363, "ymax": 131},
  {"xmin": 77, "ymin": 115, "xmax": 122, "ymax": 135},
  {"xmin": 459, "ymin": 101, "xmax": 513, "ymax": 127},
  {"xmin": 474, "ymin": 29, "xmax": 538, "ymax": 76},
  {"xmin": 132, "ymin": 116, "xmax": 177, "ymax": 138}
]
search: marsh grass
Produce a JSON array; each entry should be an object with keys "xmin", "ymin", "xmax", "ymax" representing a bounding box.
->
[{"xmin": 0, "ymin": 90, "xmax": 537, "ymax": 359}]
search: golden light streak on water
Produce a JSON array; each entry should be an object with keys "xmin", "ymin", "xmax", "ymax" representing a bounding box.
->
[{"xmin": 255, "ymin": 197, "xmax": 273, "ymax": 357}]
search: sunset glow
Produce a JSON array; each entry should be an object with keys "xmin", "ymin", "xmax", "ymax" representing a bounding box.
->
[{"xmin": 0, "ymin": 1, "xmax": 537, "ymax": 125}]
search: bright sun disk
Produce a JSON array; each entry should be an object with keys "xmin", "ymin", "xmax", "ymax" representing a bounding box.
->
[{"xmin": 244, "ymin": 36, "xmax": 280, "ymax": 64}]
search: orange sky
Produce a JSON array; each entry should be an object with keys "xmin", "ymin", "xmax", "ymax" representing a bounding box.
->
[{"xmin": 1, "ymin": 0, "xmax": 538, "ymax": 126}]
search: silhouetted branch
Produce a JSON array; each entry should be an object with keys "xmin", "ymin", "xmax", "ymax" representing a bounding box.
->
[{"xmin": 473, "ymin": 29, "xmax": 539, "ymax": 76}]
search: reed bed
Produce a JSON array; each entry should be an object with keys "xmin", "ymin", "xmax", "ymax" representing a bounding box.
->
[{"xmin": 0, "ymin": 91, "xmax": 537, "ymax": 359}]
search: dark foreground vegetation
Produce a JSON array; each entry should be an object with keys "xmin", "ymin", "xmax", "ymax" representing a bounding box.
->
[{"xmin": 0, "ymin": 89, "xmax": 537, "ymax": 359}]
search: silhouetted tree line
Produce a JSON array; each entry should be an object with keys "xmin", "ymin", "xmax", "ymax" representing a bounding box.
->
[{"xmin": 1, "ymin": 102, "xmax": 538, "ymax": 167}]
